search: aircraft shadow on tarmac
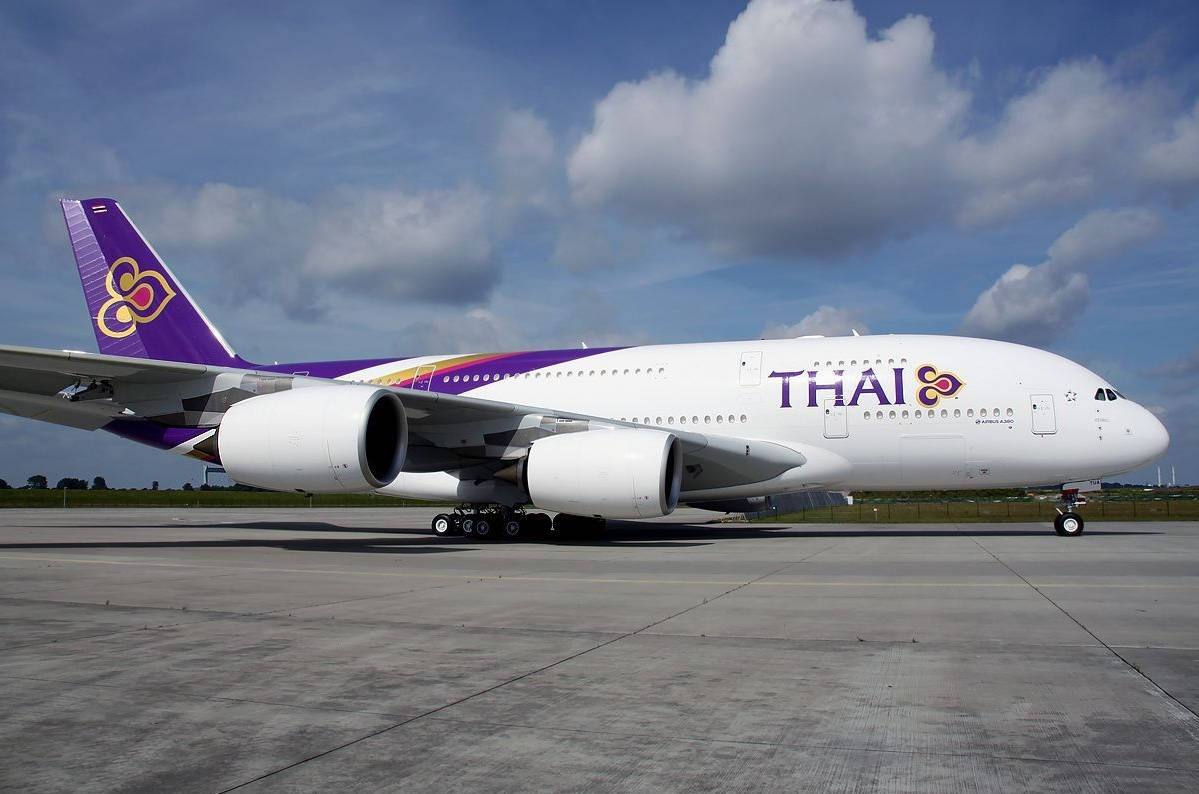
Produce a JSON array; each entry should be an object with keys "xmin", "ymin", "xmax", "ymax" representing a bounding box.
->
[{"xmin": 0, "ymin": 521, "xmax": 1156, "ymax": 554}]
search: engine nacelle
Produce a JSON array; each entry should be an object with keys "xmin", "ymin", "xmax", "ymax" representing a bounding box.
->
[
  {"xmin": 523, "ymin": 429, "xmax": 682, "ymax": 519},
  {"xmin": 217, "ymin": 385, "xmax": 407, "ymax": 492}
]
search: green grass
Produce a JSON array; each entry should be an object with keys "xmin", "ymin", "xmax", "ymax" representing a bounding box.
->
[
  {"xmin": 0, "ymin": 489, "xmax": 445, "ymax": 509},
  {"xmin": 755, "ymin": 498, "xmax": 1199, "ymax": 523}
]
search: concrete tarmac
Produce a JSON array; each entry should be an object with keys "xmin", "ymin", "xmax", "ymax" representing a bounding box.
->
[{"xmin": 0, "ymin": 508, "xmax": 1197, "ymax": 792}]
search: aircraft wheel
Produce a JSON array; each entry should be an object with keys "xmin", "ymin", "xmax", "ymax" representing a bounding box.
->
[
  {"xmin": 474, "ymin": 517, "xmax": 494, "ymax": 539},
  {"xmin": 1055, "ymin": 512, "xmax": 1084, "ymax": 537},
  {"xmin": 432, "ymin": 514, "xmax": 453, "ymax": 537},
  {"xmin": 460, "ymin": 517, "xmax": 475, "ymax": 536},
  {"xmin": 503, "ymin": 518, "xmax": 522, "ymax": 539}
]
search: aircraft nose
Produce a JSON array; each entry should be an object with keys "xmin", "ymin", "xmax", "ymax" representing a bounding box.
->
[
  {"xmin": 1145, "ymin": 410, "xmax": 1170, "ymax": 460},
  {"xmin": 1129, "ymin": 407, "xmax": 1170, "ymax": 468}
]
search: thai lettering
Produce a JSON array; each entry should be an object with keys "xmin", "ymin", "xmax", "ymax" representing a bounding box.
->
[{"xmin": 769, "ymin": 367, "xmax": 917, "ymax": 409}]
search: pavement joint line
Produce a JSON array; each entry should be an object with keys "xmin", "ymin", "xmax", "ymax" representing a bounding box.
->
[
  {"xmin": 0, "ymin": 673, "xmax": 418, "ymax": 721},
  {"xmin": 4, "ymin": 554, "xmax": 1197, "ymax": 589},
  {"xmin": 969, "ymin": 534, "xmax": 1199, "ymax": 732},
  {"xmin": 217, "ymin": 543, "xmax": 843, "ymax": 791},
  {"xmin": 418, "ymin": 715, "xmax": 1199, "ymax": 775}
]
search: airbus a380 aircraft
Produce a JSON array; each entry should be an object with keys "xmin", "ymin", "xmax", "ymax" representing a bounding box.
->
[{"xmin": 0, "ymin": 199, "xmax": 1169, "ymax": 537}]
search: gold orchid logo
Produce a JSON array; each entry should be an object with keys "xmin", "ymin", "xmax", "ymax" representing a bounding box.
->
[{"xmin": 96, "ymin": 257, "xmax": 176, "ymax": 339}]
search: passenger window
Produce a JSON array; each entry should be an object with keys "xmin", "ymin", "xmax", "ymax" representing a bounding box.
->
[{"xmin": 1095, "ymin": 388, "xmax": 1106, "ymax": 401}]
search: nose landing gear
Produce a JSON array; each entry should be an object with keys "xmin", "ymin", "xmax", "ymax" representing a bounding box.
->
[{"xmin": 1053, "ymin": 489, "xmax": 1086, "ymax": 536}]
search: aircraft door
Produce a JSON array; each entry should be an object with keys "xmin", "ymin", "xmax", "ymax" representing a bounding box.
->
[
  {"xmin": 412, "ymin": 365, "xmax": 437, "ymax": 391},
  {"xmin": 1030, "ymin": 394, "xmax": 1056, "ymax": 434},
  {"xmin": 823, "ymin": 398, "xmax": 848, "ymax": 438},
  {"xmin": 739, "ymin": 351, "xmax": 762, "ymax": 386}
]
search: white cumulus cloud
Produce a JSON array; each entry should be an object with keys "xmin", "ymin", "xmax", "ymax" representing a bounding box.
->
[
  {"xmin": 567, "ymin": 0, "xmax": 1199, "ymax": 262},
  {"xmin": 104, "ymin": 181, "xmax": 500, "ymax": 316},
  {"xmin": 959, "ymin": 208, "xmax": 1163, "ymax": 345},
  {"xmin": 762, "ymin": 305, "xmax": 870, "ymax": 338},
  {"xmin": 568, "ymin": 0, "xmax": 969, "ymax": 259}
]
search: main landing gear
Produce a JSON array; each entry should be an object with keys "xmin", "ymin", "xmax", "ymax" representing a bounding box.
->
[
  {"xmin": 1053, "ymin": 489, "xmax": 1086, "ymax": 537},
  {"xmin": 431, "ymin": 505, "xmax": 555, "ymax": 541},
  {"xmin": 430, "ymin": 506, "xmax": 604, "ymax": 541}
]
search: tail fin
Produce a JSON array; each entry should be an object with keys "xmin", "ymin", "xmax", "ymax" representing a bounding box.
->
[{"xmin": 61, "ymin": 198, "xmax": 249, "ymax": 367}]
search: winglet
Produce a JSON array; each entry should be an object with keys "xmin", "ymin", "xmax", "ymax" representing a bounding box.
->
[{"xmin": 61, "ymin": 198, "xmax": 249, "ymax": 367}]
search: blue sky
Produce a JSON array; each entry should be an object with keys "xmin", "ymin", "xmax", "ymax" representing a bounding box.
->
[{"xmin": 1, "ymin": 0, "xmax": 1196, "ymax": 488}]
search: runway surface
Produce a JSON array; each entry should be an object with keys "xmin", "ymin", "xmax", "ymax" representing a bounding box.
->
[{"xmin": 1, "ymin": 508, "xmax": 1197, "ymax": 792}]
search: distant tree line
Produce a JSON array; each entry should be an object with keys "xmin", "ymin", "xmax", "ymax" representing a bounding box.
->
[{"xmin": 0, "ymin": 475, "xmax": 265, "ymax": 492}]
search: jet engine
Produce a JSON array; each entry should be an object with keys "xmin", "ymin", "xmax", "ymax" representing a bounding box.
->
[
  {"xmin": 217, "ymin": 385, "xmax": 407, "ymax": 492},
  {"xmin": 517, "ymin": 429, "xmax": 682, "ymax": 519}
]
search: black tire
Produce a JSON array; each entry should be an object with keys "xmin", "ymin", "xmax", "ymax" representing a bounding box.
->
[
  {"xmin": 1057, "ymin": 511, "xmax": 1084, "ymax": 536},
  {"xmin": 474, "ymin": 517, "xmax": 494, "ymax": 539},
  {"xmin": 503, "ymin": 518, "xmax": 522, "ymax": 539},
  {"xmin": 460, "ymin": 517, "xmax": 475, "ymax": 536},
  {"xmin": 432, "ymin": 514, "xmax": 453, "ymax": 537}
]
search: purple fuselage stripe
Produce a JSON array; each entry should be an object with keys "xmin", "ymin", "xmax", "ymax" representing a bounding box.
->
[{"xmin": 260, "ymin": 347, "xmax": 626, "ymax": 394}]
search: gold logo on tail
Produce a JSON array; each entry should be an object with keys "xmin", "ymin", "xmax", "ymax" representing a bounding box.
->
[{"xmin": 96, "ymin": 257, "xmax": 177, "ymax": 339}]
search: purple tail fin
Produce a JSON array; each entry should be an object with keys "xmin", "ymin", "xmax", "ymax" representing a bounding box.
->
[{"xmin": 61, "ymin": 198, "xmax": 250, "ymax": 367}]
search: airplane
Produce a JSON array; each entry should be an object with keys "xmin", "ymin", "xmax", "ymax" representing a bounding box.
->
[{"xmin": 0, "ymin": 198, "xmax": 1170, "ymax": 538}]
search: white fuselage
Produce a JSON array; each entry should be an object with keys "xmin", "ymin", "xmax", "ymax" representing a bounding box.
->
[{"xmin": 349, "ymin": 335, "xmax": 1168, "ymax": 499}]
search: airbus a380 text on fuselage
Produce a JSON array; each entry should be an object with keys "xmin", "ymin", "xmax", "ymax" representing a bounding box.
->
[{"xmin": 0, "ymin": 199, "xmax": 1169, "ymax": 537}]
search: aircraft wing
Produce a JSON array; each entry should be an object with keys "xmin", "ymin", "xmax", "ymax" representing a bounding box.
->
[
  {"xmin": 0, "ymin": 345, "xmax": 212, "ymax": 430},
  {"xmin": 0, "ymin": 343, "xmax": 829, "ymax": 494},
  {"xmin": 392, "ymin": 386, "xmax": 814, "ymax": 493}
]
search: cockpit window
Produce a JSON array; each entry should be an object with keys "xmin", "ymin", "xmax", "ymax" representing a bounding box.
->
[
  {"xmin": 1105, "ymin": 388, "xmax": 1118, "ymax": 401},
  {"xmin": 1095, "ymin": 388, "xmax": 1106, "ymax": 401}
]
